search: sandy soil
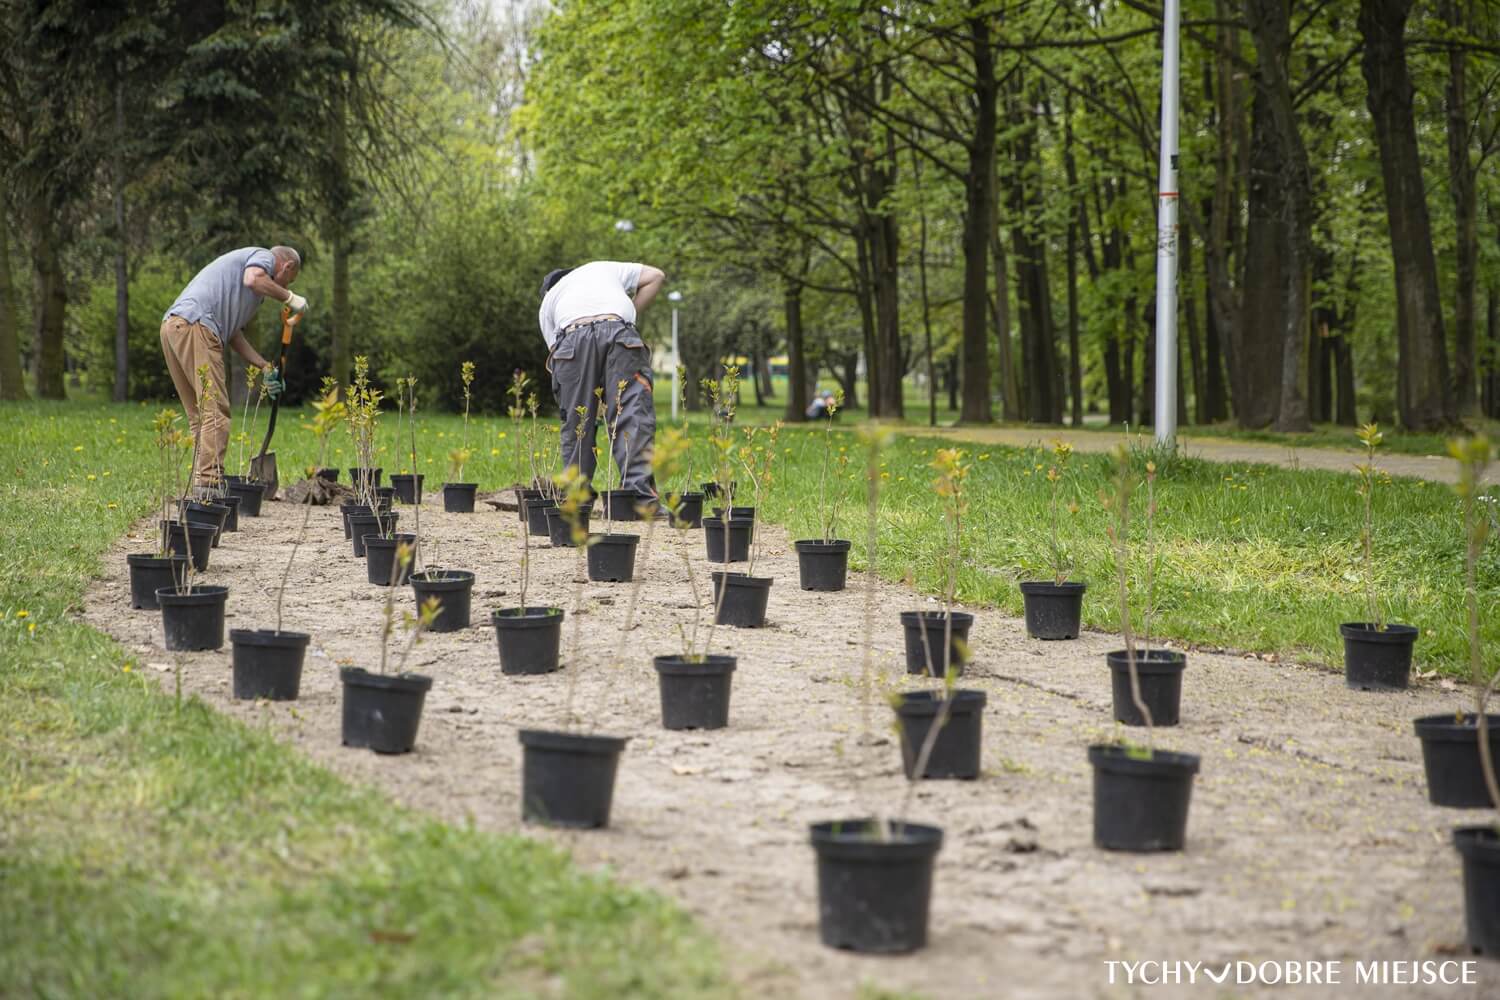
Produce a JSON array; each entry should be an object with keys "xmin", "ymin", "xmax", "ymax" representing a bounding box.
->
[{"xmin": 86, "ymin": 492, "xmax": 1500, "ymax": 999}]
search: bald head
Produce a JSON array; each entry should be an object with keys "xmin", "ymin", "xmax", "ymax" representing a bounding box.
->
[{"xmin": 270, "ymin": 245, "xmax": 301, "ymax": 286}]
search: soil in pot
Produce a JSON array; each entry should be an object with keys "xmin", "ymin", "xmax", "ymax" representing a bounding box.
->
[
  {"xmin": 1454, "ymin": 826, "xmax": 1500, "ymax": 956},
  {"xmin": 893, "ymin": 689, "xmax": 987, "ymax": 779},
  {"xmin": 519, "ymin": 729, "xmax": 628, "ymax": 828},
  {"xmin": 225, "ymin": 478, "xmax": 265, "ymax": 517},
  {"xmin": 1019, "ymin": 580, "xmax": 1087, "ymax": 640},
  {"xmin": 349, "ymin": 467, "xmax": 383, "ymax": 491},
  {"xmin": 127, "ymin": 553, "xmax": 188, "ymax": 610},
  {"xmin": 654, "ymin": 655, "xmax": 736, "ymax": 730},
  {"xmin": 390, "ymin": 473, "xmax": 425, "ymax": 504},
  {"xmin": 1088, "ymin": 744, "xmax": 1200, "ymax": 852},
  {"xmin": 230, "ymin": 629, "xmax": 310, "ymax": 700},
  {"xmin": 587, "ymin": 533, "xmax": 640, "ymax": 582},
  {"xmin": 794, "ymin": 539, "xmax": 850, "ymax": 592},
  {"xmin": 1413, "ymin": 714, "xmax": 1500, "ymax": 807},
  {"xmin": 156, "ymin": 584, "xmax": 229, "ymax": 651},
  {"xmin": 711, "ymin": 505, "xmax": 755, "ymax": 520},
  {"xmin": 443, "ymin": 482, "xmax": 478, "ymax": 513},
  {"xmin": 809, "ymin": 819, "xmax": 943, "ymax": 954},
  {"xmin": 365, "ymin": 533, "xmax": 418, "ymax": 586},
  {"xmin": 161, "ymin": 520, "xmax": 216, "ymax": 572},
  {"xmin": 348, "ymin": 511, "xmax": 399, "ymax": 558},
  {"xmin": 711, "ymin": 571, "xmax": 772, "ymax": 628},
  {"xmin": 410, "ymin": 570, "xmax": 474, "ymax": 632},
  {"xmin": 703, "ymin": 516, "xmax": 753, "ymax": 563},
  {"xmin": 525, "ymin": 497, "xmax": 557, "ymax": 537},
  {"xmin": 667, "ymin": 491, "xmax": 704, "ymax": 529},
  {"xmin": 340, "ymin": 667, "xmax": 432, "ymax": 754},
  {"xmin": 546, "ymin": 503, "xmax": 593, "ymax": 546},
  {"xmin": 900, "ymin": 610, "xmax": 974, "ymax": 677},
  {"xmin": 492, "ymin": 607, "xmax": 565, "ymax": 675},
  {"xmin": 1107, "ymin": 649, "xmax": 1187, "ymax": 727},
  {"xmin": 1340, "ymin": 622, "xmax": 1418, "ymax": 691}
]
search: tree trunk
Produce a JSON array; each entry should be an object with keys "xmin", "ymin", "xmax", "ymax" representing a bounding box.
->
[
  {"xmin": 990, "ymin": 226, "xmax": 1019, "ymax": 420},
  {"xmin": 1233, "ymin": 89, "xmax": 1288, "ymax": 428},
  {"xmin": 329, "ymin": 89, "xmax": 352, "ymax": 388},
  {"xmin": 915, "ymin": 152, "xmax": 938, "ymax": 427},
  {"xmin": 1181, "ymin": 225, "xmax": 1206, "ymax": 423},
  {"xmin": 1483, "ymin": 286, "xmax": 1497, "ymax": 418},
  {"xmin": 854, "ymin": 230, "xmax": 877, "ymax": 416},
  {"xmin": 1335, "ymin": 333, "xmax": 1358, "ymax": 425},
  {"xmin": 959, "ymin": 14, "xmax": 997, "ymax": 423},
  {"xmin": 1062, "ymin": 94, "xmax": 1083, "ymax": 427},
  {"xmin": 112, "ymin": 79, "xmax": 129, "ymax": 403},
  {"xmin": 1359, "ymin": 0, "xmax": 1454, "ymax": 429},
  {"xmin": 0, "ymin": 212, "xmax": 27, "ymax": 400},
  {"xmin": 872, "ymin": 205, "xmax": 904, "ymax": 418},
  {"xmin": 1445, "ymin": 0, "xmax": 1478, "ymax": 416},
  {"xmin": 783, "ymin": 280, "xmax": 809, "ymax": 423},
  {"xmin": 28, "ymin": 200, "xmax": 67, "ymax": 401}
]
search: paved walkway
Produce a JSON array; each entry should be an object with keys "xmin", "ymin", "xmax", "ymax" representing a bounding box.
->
[{"xmin": 899, "ymin": 425, "xmax": 1497, "ymax": 486}]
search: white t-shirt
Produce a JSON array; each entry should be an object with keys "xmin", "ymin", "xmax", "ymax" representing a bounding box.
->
[{"xmin": 538, "ymin": 261, "xmax": 643, "ymax": 349}]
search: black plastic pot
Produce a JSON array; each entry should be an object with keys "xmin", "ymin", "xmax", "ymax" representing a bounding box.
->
[
  {"xmin": 545, "ymin": 503, "xmax": 593, "ymax": 546},
  {"xmin": 348, "ymin": 511, "xmax": 399, "ymax": 558},
  {"xmin": 711, "ymin": 571, "xmax": 772, "ymax": 628},
  {"xmin": 156, "ymin": 584, "xmax": 229, "ymax": 651},
  {"xmin": 365, "ymin": 533, "xmax": 418, "ymax": 586},
  {"xmin": 374, "ymin": 485, "xmax": 397, "ymax": 506},
  {"xmin": 1413, "ymin": 714, "xmax": 1500, "ymax": 807},
  {"xmin": 703, "ymin": 517, "xmax": 753, "ymax": 563},
  {"xmin": 339, "ymin": 667, "xmax": 432, "ymax": 754},
  {"xmin": 492, "ymin": 607, "xmax": 564, "ymax": 675},
  {"xmin": 1107, "ymin": 649, "xmax": 1187, "ymax": 727},
  {"xmin": 795, "ymin": 540, "xmax": 851, "ymax": 592},
  {"xmin": 349, "ymin": 467, "xmax": 383, "ymax": 492},
  {"xmin": 599, "ymin": 489, "xmax": 647, "ymax": 521},
  {"xmin": 701, "ymin": 480, "xmax": 737, "ymax": 499},
  {"xmin": 1455, "ymin": 826, "xmax": 1500, "ymax": 956},
  {"xmin": 525, "ymin": 497, "xmax": 557, "ymax": 537},
  {"xmin": 809, "ymin": 819, "xmax": 943, "ymax": 954},
  {"xmin": 216, "ymin": 494, "xmax": 243, "ymax": 532},
  {"xmin": 230, "ymin": 629, "xmax": 310, "ymax": 700},
  {"xmin": 516, "ymin": 488, "xmax": 545, "ymax": 522},
  {"xmin": 1020, "ymin": 580, "xmax": 1087, "ymax": 640},
  {"xmin": 1340, "ymin": 622, "xmax": 1418, "ymax": 691},
  {"xmin": 127, "ymin": 553, "xmax": 188, "ymax": 610},
  {"xmin": 893, "ymin": 689, "xmax": 987, "ymax": 779},
  {"xmin": 177, "ymin": 500, "xmax": 228, "ymax": 546},
  {"xmin": 666, "ymin": 491, "xmax": 704, "ymax": 529},
  {"xmin": 443, "ymin": 482, "xmax": 477, "ymax": 513},
  {"xmin": 711, "ymin": 505, "xmax": 755, "ymax": 520},
  {"xmin": 900, "ymin": 610, "xmax": 974, "ymax": 677},
  {"xmin": 161, "ymin": 519, "xmax": 215, "ymax": 572},
  {"xmin": 1088, "ymin": 744, "xmax": 1200, "ymax": 852},
  {"xmin": 316, "ymin": 467, "xmax": 340, "ymax": 482},
  {"xmin": 340, "ymin": 502, "xmax": 371, "ymax": 540},
  {"xmin": 654, "ymin": 655, "xmax": 735, "ymax": 730},
  {"xmin": 390, "ymin": 473, "xmax": 424, "ymax": 504},
  {"xmin": 519, "ymin": 729, "xmax": 628, "ymax": 828},
  {"xmin": 410, "ymin": 570, "xmax": 474, "ymax": 632},
  {"xmin": 225, "ymin": 478, "xmax": 265, "ymax": 517},
  {"xmin": 587, "ymin": 533, "xmax": 640, "ymax": 582}
]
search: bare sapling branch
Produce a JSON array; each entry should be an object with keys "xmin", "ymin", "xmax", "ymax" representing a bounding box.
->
[
  {"xmin": 278, "ymin": 386, "xmax": 344, "ymax": 633},
  {"xmin": 1107, "ymin": 443, "xmax": 1154, "ymax": 751},
  {"xmin": 1355, "ymin": 423, "xmax": 1385, "ymax": 630},
  {"xmin": 1450, "ymin": 434, "xmax": 1499, "ymax": 827}
]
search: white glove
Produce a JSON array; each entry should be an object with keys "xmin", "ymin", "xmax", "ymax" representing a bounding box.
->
[{"xmin": 284, "ymin": 291, "xmax": 308, "ymax": 314}]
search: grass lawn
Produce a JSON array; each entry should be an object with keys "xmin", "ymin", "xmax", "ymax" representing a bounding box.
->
[{"xmin": 0, "ymin": 400, "xmax": 728, "ymax": 998}]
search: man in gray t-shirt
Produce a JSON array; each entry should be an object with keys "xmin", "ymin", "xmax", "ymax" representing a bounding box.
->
[{"xmin": 160, "ymin": 245, "xmax": 307, "ymax": 489}]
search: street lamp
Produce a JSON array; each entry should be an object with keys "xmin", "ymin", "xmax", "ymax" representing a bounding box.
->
[{"xmin": 667, "ymin": 290, "xmax": 683, "ymax": 421}]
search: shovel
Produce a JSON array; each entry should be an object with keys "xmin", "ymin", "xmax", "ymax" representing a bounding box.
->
[{"xmin": 249, "ymin": 307, "xmax": 302, "ymax": 499}]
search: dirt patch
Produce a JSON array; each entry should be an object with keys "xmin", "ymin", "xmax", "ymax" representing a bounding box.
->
[{"xmin": 87, "ymin": 498, "xmax": 1498, "ymax": 998}]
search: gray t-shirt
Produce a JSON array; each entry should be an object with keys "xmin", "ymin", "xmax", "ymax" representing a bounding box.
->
[{"xmin": 163, "ymin": 247, "xmax": 278, "ymax": 343}]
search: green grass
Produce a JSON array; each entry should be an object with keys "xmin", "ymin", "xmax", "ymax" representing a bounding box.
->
[{"xmin": 0, "ymin": 400, "xmax": 729, "ymax": 998}]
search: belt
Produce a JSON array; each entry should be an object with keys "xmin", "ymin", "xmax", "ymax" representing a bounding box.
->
[{"xmin": 561, "ymin": 314, "xmax": 624, "ymax": 334}]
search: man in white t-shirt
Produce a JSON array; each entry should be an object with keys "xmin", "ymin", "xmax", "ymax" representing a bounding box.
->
[{"xmin": 538, "ymin": 260, "xmax": 666, "ymax": 494}]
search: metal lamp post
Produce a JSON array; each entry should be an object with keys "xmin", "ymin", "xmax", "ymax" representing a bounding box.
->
[{"xmin": 1153, "ymin": 0, "xmax": 1181, "ymax": 447}]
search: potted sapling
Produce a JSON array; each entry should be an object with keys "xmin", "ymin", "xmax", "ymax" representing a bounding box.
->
[
  {"xmin": 1106, "ymin": 458, "xmax": 1187, "ymax": 726},
  {"xmin": 665, "ymin": 366, "xmax": 705, "ymax": 529},
  {"xmin": 549, "ymin": 404, "xmax": 596, "ymax": 546},
  {"xmin": 518, "ymin": 466, "xmax": 628, "ymax": 827},
  {"xmin": 222, "ymin": 366, "xmax": 268, "ymax": 516},
  {"xmin": 597, "ymin": 379, "xmax": 652, "ymax": 522},
  {"xmin": 1020, "ymin": 441, "xmax": 1087, "ymax": 639},
  {"xmin": 408, "ymin": 390, "xmax": 475, "ymax": 632},
  {"xmin": 1088, "ymin": 444, "xmax": 1200, "ymax": 852},
  {"xmin": 524, "ymin": 391, "xmax": 558, "ymax": 537},
  {"xmin": 230, "ymin": 387, "xmax": 345, "ymax": 699},
  {"xmin": 1341, "ymin": 423, "xmax": 1419, "ymax": 690},
  {"xmin": 366, "ymin": 377, "xmax": 420, "ymax": 587},
  {"xmin": 342, "ymin": 542, "xmax": 439, "ymax": 753},
  {"xmin": 898, "ymin": 449, "xmax": 975, "ymax": 677},
  {"xmin": 508, "ymin": 370, "xmax": 546, "ymax": 524},
  {"xmin": 653, "ymin": 427, "xmax": 736, "ymax": 729},
  {"xmin": 811, "ymin": 425, "xmax": 943, "ymax": 954},
  {"xmin": 586, "ymin": 402, "xmax": 641, "ymax": 581},
  {"xmin": 711, "ymin": 423, "xmax": 779, "ymax": 627},
  {"xmin": 702, "ymin": 367, "xmax": 752, "ymax": 563},
  {"xmin": 345, "ymin": 354, "xmax": 384, "ymax": 504},
  {"xmin": 171, "ymin": 366, "xmax": 232, "ymax": 548},
  {"xmin": 389, "ymin": 374, "xmax": 424, "ymax": 504},
  {"xmin": 892, "ymin": 448, "xmax": 987, "ymax": 779},
  {"xmin": 1415, "ymin": 435, "xmax": 1500, "ymax": 809},
  {"xmin": 443, "ymin": 360, "xmax": 479, "ymax": 512},
  {"xmin": 127, "ymin": 409, "xmax": 190, "ymax": 610},
  {"xmin": 157, "ymin": 366, "xmax": 230, "ymax": 650},
  {"xmin": 492, "ymin": 406, "xmax": 566, "ymax": 676},
  {"xmin": 794, "ymin": 389, "xmax": 852, "ymax": 591},
  {"xmin": 1438, "ymin": 435, "xmax": 1500, "ymax": 954}
]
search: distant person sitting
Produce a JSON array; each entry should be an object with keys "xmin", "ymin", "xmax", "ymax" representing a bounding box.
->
[{"xmin": 806, "ymin": 390, "xmax": 839, "ymax": 421}]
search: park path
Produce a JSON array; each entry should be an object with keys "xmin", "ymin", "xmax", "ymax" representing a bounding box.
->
[{"xmin": 889, "ymin": 424, "xmax": 1499, "ymax": 486}]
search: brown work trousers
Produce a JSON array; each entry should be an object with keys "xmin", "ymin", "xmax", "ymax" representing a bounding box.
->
[{"xmin": 160, "ymin": 315, "xmax": 230, "ymax": 487}]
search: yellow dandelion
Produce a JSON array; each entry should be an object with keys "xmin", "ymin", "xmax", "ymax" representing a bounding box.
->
[
  {"xmin": 107, "ymin": 502, "xmax": 118, "ymax": 510},
  {"xmin": 28, "ymin": 622, "xmax": 35, "ymax": 635},
  {"xmin": 490, "ymin": 448, "xmax": 500, "ymax": 456},
  {"xmin": 16, "ymin": 610, "xmax": 29, "ymax": 619},
  {"xmin": 73, "ymin": 445, "xmax": 83, "ymax": 452},
  {"xmin": 979, "ymin": 453, "xmax": 990, "ymax": 460},
  {"xmin": 122, "ymin": 663, "xmax": 131, "ymax": 672},
  {"xmin": 102, "ymin": 471, "xmax": 111, "ymax": 477},
  {"xmin": 86, "ymin": 474, "xmax": 96, "ymax": 481}
]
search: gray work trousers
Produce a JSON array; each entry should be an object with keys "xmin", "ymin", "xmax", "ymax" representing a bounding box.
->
[{"xmin": 549, "ymin": 319, "xmax": 656, "ymax": 493}]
